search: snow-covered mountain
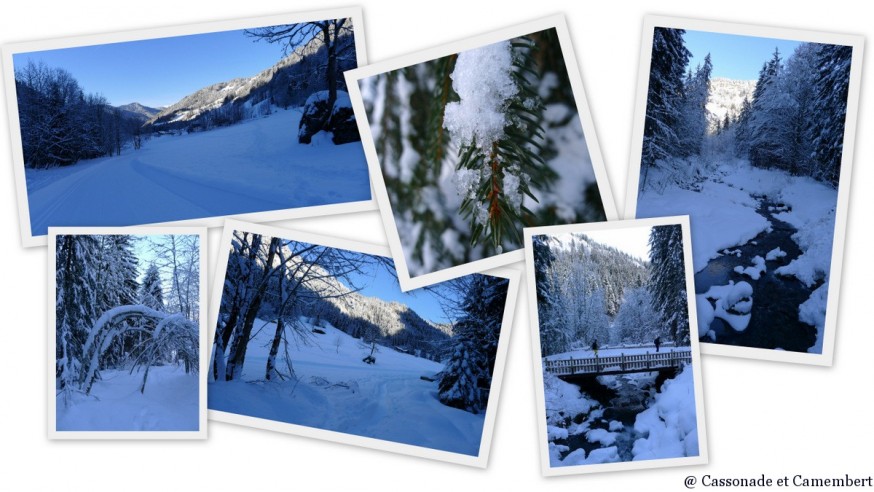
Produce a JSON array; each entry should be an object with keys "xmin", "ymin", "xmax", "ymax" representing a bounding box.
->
[
  {"xmin": 706, "ymin": 77, "xmax": 756, "ymax": 133},
  {"xmin": 275, "ymin": 251, "xmax": 451, "ymax": 359},
  {"xmin": 548, "ymin": 232, "xmax": 649, "ymax": 317},
  {"xmin": 146, "ymin": 33, "xmax": 355, "ymax": 129},
  {"xmin": 116, "ymin": 102, "xmax": 161, "ymax": 122}
]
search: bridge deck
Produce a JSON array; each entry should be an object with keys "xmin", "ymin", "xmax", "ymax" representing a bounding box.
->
[{"xmin": 544, "ymin": 348, "xmax": 692, "ymax": 378}]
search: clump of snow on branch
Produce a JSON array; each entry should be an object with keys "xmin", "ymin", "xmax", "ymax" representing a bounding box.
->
[{"xmin": 443, "ymin": 40, "xmax": 518, "ymax": 154}]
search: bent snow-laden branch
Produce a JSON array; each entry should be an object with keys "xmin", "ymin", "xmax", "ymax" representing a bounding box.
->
[{"xmin": 78, "ymin": 304, "xmax": 198, "ymax": 395}]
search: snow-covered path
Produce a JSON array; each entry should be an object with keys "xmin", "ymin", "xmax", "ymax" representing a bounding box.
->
[
  {"xmin": 25, "ymin": 108, "xmax": 371, "ymax": 236},
  {"xmin": 209, "ymin": 320, "xmax": 486, "ymax": 455}
]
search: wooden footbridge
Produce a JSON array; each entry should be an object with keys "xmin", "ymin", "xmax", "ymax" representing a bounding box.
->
[{"xmin": 544, "ymin": 348, "xmax": 691, "ymax": 382}]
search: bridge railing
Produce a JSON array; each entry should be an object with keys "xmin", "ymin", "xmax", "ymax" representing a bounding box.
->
[{"xmin": 544, "ymin": 349, "xmax": 692, "ymax": 376}]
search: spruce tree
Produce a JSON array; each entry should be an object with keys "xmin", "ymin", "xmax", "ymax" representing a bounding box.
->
[
  {"xmin": 647, "ymin": 224, "xmax": 690, "ymax": 344},
  {"xmin": 438, "ymin": 274, "xmax": 509, "ymax": 413},
  {"xmin": 640, "ymin": 27, "xmax": 690, "ymax": 188},
  {"xmin": 532, "ymin": 235, "xmax": 567, "ymax": 356},
  {"xmin": 809, "ymin": 43, "xmax": 852, "ymax": 186},
  {"xmin": 139, "ymin": 264, "xmax": 164, "ymax": 311},
  {"xmin": 55, "ymin": 235, "xmax": 101, "ymax": 400}
]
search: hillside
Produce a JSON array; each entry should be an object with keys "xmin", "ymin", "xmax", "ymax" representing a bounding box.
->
[
  {"xmin": 116, "ymin": 102, "xmax": 161, "ymax": 122},
  {"xmin": 706, "ymin": 77, "xmax": 756, "ymax": 133},
  {"xmin": 146, "ymin": 33, "xmax": 355, "ymax": 130},
  {"xmin": 549, "ymin": 233, "xmax": 649, "ymax": 317}
]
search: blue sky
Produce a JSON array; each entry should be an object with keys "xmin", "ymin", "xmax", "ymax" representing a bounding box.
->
[
  {"xmin": 684, "ymin": 29, "xmax": 804, "ymax": 80},
  {"xmin": 13, "ymin": 28, "xmax": 298, "ymax": 108},
  {"xmin": 347, "ymin": 259, "xmax": 453, "ymax": 324}
]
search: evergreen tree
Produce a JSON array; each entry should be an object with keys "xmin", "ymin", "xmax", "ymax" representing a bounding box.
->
[
  {"xmin": 438, "ymin": 275, "xmax": 509, "ymax": 413},
  {"xmin": 747, "ymin": 49, "xmax": 787, "ymax": 169},
  {"xmin": 139, "ymin": 264, "xmax": 164, "ymax": 311},
  {"xmin": 647, "ymin": 225, "xmax": 690, "ymax": 344},
  {"xmin": 532, "ymin": 235, "xmax": 567, "ymax": 356},
  {"xmin": 640, "ymin": 27, "xmax": 690, "ymax": 188},
  {"xmin": 55, "ymin": 235, "xmax": 101, "ymax": 397},
  {"xmin": 734, "ymin": 96, "xmax": 753, "ymax": 156},
  {"xmin": 809, "ymin": 43, "xmax": 853, "ymax": 186},
  {"xmin": 676, "ymin": 54, "xmax": 712, "ymax": 157}
]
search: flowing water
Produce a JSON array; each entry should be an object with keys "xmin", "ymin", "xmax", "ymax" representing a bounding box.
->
[{"xmin": 695, "ymin": 197, "xmax": 818, "ymax": 351}]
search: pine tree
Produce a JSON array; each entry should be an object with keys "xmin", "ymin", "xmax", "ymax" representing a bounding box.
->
[
  {"xmin": 809, "ymin": 43, "xmax": 853, "ymax": 186},
  {"xmin": 647, "ymin": 225, "xmax": 690, "ymax": 344},
  {"xmin": 747, "ymin": 49, "xmax": 787, "ymax": 169},
  {"xmin": 438, "ymin": 275, "xmax": 508, "ymax": 413},
  {"xmin": 55, "ymin": 235, "xmax": 101, "ymax": 398},
  {"xmin": 139, "ymin": 264, "xmax": 164, "ymax": 311},
  {"xmin": 532, "ymin": 235, "xmax": 567, "ymax": 356},
  {"xmin": 640, "ymin": 27, "xmax": 691, "ymax": 188},
  {"xmin": 676, "ymin": 54, "xmax": 712, "ymax": 157}
]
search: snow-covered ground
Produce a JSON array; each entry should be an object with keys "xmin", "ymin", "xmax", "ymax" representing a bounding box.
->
[
  {"xmin": 544, "ymin": 364, "xmax": 699, "ymax": 468},
  {"xmin": 24, "ymin": 107, "xmax": 370, "ymax": 236},
  {"xmin": 56, "ymin": 365, "xmax": 199, "ymax": 432},
  {"xmin": 209, "ymin": 318, "xmax": 486, "ymax": 456},
  {"xmin": 631, "ymin": 366, "xmax": 699, "ymax": 461},
  {"xmin": 638, "ymin": 158, "xmax": 838, "ymax": 352}
]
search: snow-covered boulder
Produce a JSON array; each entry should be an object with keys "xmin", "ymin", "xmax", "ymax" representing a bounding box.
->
[{"xmin": 298, "ymin": 90, "xmax": 360, "ymax": 145}]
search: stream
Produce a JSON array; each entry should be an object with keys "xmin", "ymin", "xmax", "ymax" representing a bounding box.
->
[
  {"xmin": 557, "ymin": 372, "xmax": 665, "ymax": 462},
  {"xmin": 694, "ymin": 196, "xmax": 819, "ymax": 352}
]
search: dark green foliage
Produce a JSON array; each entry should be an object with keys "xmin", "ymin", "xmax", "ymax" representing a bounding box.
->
[
  {"xmin": 648, "ymin": 225, "xmax": 690, "ymax": 345},
  {"xmin": 809, "ymin": 43, "xmax": 853, "ymax": 186},
  {"xmin": 641, "ymin": 27, "xmax": 690, "ymax": 186},
  {"xmin": 362, "ymin": 28, "xmax": 606, "ymax": 274},
  {"xmin": 439, "ymin": 275, "xmax": 509, "ymax": 413}
]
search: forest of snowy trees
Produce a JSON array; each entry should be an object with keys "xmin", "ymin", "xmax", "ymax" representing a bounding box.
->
[
  {"xmin": 15, "ymin": 62, "xmax": 146, "ymax": 168},
  {"xmin": 533, "ymin": 225, "xmax": 690, "ymax": 357},
  {"xmin": 359, "ymin": 28, "xmax": 606, "ymax": 276},
  {"xmin": 55, "ymin": 233, "xmax": 201, "ymax": 409},
  {"xmin": 641, "ymin": 27, "xmax": 852, "ymax": 188},
  {"xmin": 210, "ymin": 231, "xmax": 509, "ymax": 416}
]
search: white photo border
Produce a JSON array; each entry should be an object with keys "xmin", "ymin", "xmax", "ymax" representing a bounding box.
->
[
  {"xmin": 3, "ymin": 7, "xmax": 375, "ymax": 249},
  {"xmin": 207, "ymin": 218, "xmax": 520, "ymax": 468},
  {"xmin": 47, "ymin": 225, "xmax": 209, "ymax": 440},
  {"xmin": 523, "ymin": 215, "xmax": 709, "ymax": 476},
  {"xmin": 622, "ymin": 15, "xmax": 864, "ymax": 366},
  {"xmin": 344, "ymin": 13, "xmax": 618, "ymax": 292}
]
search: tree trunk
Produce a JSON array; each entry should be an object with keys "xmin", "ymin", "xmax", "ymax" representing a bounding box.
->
[
  {"xmin": 265, "ymin": 317, "xmax": 284, "ymax": 381},
  {"xmin": 225, "ymin": 238, "xmax": 280, "ymax": 381}
]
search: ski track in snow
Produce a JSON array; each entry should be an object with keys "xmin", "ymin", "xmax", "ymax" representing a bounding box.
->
[
  {"xmin": 209, "ymin": 319, "xmax": 485, "ymax": 456},
  {"xmin": 25, "ymin": 108, "xmax": 371, "ymax": 236}
]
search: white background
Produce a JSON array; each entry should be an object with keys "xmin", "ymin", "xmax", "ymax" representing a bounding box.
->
[{"xmin": 1, "ymin": 0, "xmax": 871, "ymax": 490}]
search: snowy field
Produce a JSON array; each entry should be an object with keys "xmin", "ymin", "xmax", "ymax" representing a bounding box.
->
[
  {"xmin": 24, "ymin": 107, "xmax": 370, "ymax": 236},
  {"xmin": 209, "ymin": 318, "xmax": 486, "ymax": 456},
  {"xmin": 638, "ymin": 158, "xmax": 837, "ymax": 352},
  {"xmin": 56, "ymin": 365, "xmax": 199, "ymax": 432}
]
